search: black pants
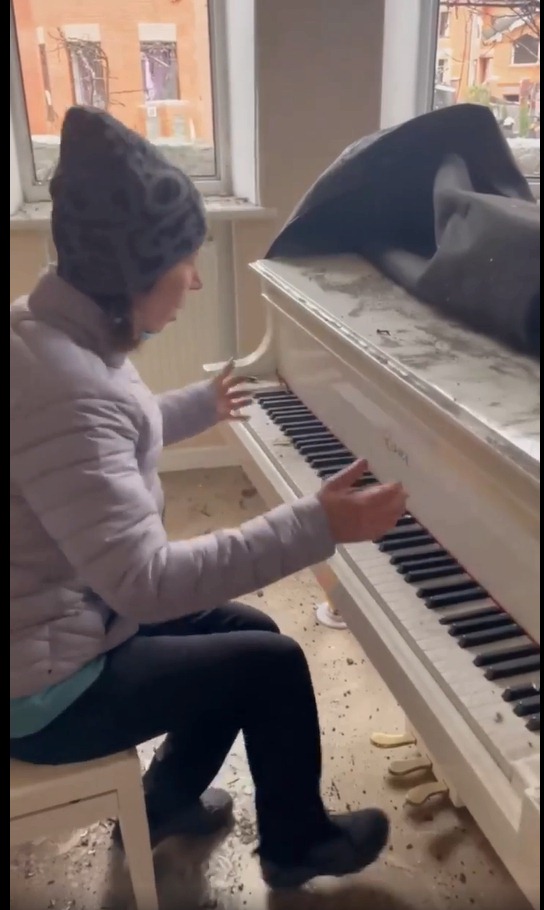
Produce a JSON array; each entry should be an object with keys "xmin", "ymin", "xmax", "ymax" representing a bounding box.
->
[{"xmin": 10, "ymin": 603, "xmax": 334, "ymax": 863}]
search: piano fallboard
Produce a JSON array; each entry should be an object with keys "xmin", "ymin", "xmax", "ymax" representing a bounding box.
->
[{"xmin": 250, "ymin": 256, "xmax": 540, "ymax": 644}]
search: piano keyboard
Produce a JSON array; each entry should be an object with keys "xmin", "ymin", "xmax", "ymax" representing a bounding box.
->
[{"xmin": 250, "ymin": 388, "xmax": 540, "ymax": 779}]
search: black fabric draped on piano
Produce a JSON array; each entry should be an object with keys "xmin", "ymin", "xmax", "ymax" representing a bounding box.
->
[{"xmin": 267, "ymin": 105, "xmax": 540, "ymax": 359}]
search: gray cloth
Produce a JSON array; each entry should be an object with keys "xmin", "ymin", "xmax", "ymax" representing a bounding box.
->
[
  {"xmin": 51, "ymin": 106, "xmax": 207, "ymax": 298},
  {"xmin": 267, "ymin": 104, "xmax": 540, "ymax": 358}
]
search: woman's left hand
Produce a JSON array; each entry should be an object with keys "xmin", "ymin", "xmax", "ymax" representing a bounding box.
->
[{"xmin": 211, "ymin": 360, "xmax": 253, "ymax": 422}]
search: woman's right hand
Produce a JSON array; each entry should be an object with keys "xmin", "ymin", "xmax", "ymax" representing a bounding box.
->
[{"xmin": 318, "ymin": 458, "xmax": 407, "ymax": 544}]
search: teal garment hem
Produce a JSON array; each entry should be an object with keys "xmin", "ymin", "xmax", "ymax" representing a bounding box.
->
[{"xmin": 10, "ymin": 657, "xmax": 106, "ymax": 739}]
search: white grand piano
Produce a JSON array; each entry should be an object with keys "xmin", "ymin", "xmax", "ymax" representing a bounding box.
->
[{"xmin": 206, "ymin": 255, "xmax": 540, "ymax": 907}]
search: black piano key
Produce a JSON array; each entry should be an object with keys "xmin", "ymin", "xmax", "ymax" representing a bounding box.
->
[
  {"xmin": 298, "ymin": 441, "xmax": 351, "ymax": 456},
  {"xmin": 417, "ymin": 579, "xmax": 477, "ymax": 599},
  {"xmin": 309, "ymin": 455, "xmax": 355, "ymax": 470},
  {"xmin": 447, "ymin": 613, "xmax": 512, "ymax": 636},
  {"xmin": 285, "ymin": 426, "xmax": 330, "ymax": 441},
  {"xmin": 405, "ymin": 564, "xmax": 464, "ymax": 583},
  {"xmin": 318, "ymin": 465, "xmax": 372, "ymax": 480},
  {"xmin": 397, "ymin": 555, "xmax": 458, "ymax": 575},
  {"xmin": 379, "ymin": 534, "xmax": 434, "ymax": 553},
  {"xmin": 269, "ymin": 411, "xmax": 313, "ymax": 424},
  {"xmin": 473, "ymin": 643, "xmax": 539, "ymax": 667},
  {"xmin": 484, "ymin": 653, "xmax": 540, "ymax": 679},
  {"xmin": 396, "ymin": 515, "xmax": 417, "ymax": 527},
  {"xmin": 391, "ymin": 548, "xmax": 448, "ymax": 566},
  {"xmin": 262, "ymin": 402, "xmax": 301, "ymax": 414},
  {"xmin": 262, "ymin": 396, "xmax": 306, "ymax": 407},
  {"xmin": 526, "ymin": 715, "xmax": 540, "ymax": 732},
  {"xmin": 503, "ymin": 683, "xmax": 540, "ymax": 703},
  {"xmin": 457, "ymin": 624, "xmax": 523, "ymax": 649},
  {"xmin": 513, "ymin": 696, "xmax": 540, "ymax": 718},
  {"xmin": 439, "ymin": 607, "xmax": 501, "ymax": 626},
  {"xmin": 378, "ymin": 527, "xmax": 425, "ymax": 543},
  {"xmin": 267, "ymin": 403, "xmax": 311, "ymax": 414},
  {"xmin": 318, "ymin": 467, "xmax": 345, "ymax": 479},
  {"xmin": 255, "ymin": 391, "xmax": 296, "ymax": 402},
  {"xmin": 354, "ymin": 476, "xmax": 378, "ymax": 488},
  {"xmin": 425, "ymin": 587, "xmax": 488, "ymax": 609},
  {"xmin": 276, "ymin": 415, "xmax": 323, "ymax": 429},
  {"xmin": 261, "ymin": 394, "xmax": 304, "ymax": 405}
]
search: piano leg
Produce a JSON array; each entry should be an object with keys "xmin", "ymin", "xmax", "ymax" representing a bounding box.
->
[
  {"xmin": 313, "ymin": 564, "xmax": 347, "ymax": 630},
  {"xmin": 315, "ymin": 600, "xmax": 348, "ymax": 629}
]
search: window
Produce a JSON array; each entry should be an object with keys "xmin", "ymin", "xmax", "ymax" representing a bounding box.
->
[
  {"xmin": 381, "ymin": 1, "xmax": 540, "ymax": 187},
  {"xmin": 512, "ymin": 34, "xmax": 540, "ymax": 65},
  {"xmin": 67, "ymin": 39, "xmax": 107, "ymax": 109},
  {"xmin": 36, "ymin": 28, "xmax": 55, "ymax": 124},
  {"xmin": 430, "ymin": 2, "xmax": 540, "ymax": 180},
  {"xmin": 438, "ymin": 10, "xmax": 449, "ymax": 38},
  {"xmin": 10, "ymin": 0, "xmax": 228, "ymax": 203},
  {"xmin": 140, "ymin": 41, "xmax": 180, "ymax": 102},
  {"xmin": 436, "ymin": 56, "xmax": 448, "ymax": 84}
]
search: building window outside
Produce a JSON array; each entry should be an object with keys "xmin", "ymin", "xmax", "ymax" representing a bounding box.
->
[
  {"xmin": 436, "ymin": 56, "xmax": 448, "ymax": 83},
  {"xmin": 432, "ymin": 1, "xmax": 540, "ymax": 176},
  {"xmin": 10, "ymin": 0, "xmax": 225, "ymax": 200},
  {"xmin": 512, "ymin": 34, "xmax": 540, "ymax": 65},
  {"xmin": 438, "ymin": 10, "xmax": 450, "ymax": 37},
  {"xmin": 67, "ymin": 40, "xmax": 107, "ymax": 108},
  {"xmin": 140, "ymin": 41, "xmax": 179, "ymax": 102},
  {"xmin": 37, "ymin": 29, "xmax": 56, "ymax": 123}
]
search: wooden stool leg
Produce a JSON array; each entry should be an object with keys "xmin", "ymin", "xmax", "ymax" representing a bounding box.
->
[{"xmin": 117, "ymin": 761, "xmax": 159, "ymax": 910}]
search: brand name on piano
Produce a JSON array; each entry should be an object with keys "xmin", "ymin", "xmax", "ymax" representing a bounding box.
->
[{"xmin": 384, "ymin": 434, "xmax": 409, "ymax": 466}]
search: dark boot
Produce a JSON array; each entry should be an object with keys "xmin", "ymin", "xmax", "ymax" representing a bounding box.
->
[{"xmin": 260, "ymin": 808, "xmax": 389, "ymax": 889}]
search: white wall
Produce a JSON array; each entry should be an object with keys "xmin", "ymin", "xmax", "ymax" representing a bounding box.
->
[{"xmin": 233, "ymin": 0, "xmax": 385, "ymax": 355}]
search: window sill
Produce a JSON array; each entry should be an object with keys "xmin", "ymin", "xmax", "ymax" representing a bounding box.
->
[{"xmin": 10, "ymin": 196, "xmax": 276, "ymax": 232}]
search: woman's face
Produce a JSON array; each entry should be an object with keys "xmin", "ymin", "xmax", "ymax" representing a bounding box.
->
[{"xmin": 133, "ymin": 252, "xmax": 203, "ymax": 338}]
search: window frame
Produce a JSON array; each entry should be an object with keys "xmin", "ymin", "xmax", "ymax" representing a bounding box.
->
[
  {"xmin": 381, "ymin": 0, "xmax": 539, "ymax": 192},
  {"xmin": 510, "ymin": 33, "xmax": 540, "ymax": 66},
  {"xmin": 140, "ymin": 40, "xmax": 181, "ymax": 103},
  {"xmin": 9, "ymin": 0, "xmax": 231, "ymax": 203},
  {"xmin": 66, "ymin": 38, "xmax": 108, "ymax": 109},
  {"xmin": 438, "ymin": 9, "xmax": 450, "ymax": 38}
]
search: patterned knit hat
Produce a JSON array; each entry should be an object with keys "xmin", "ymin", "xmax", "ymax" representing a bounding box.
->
[{"xmin": 51, "ymin": 106, "xmax": 207, "ymax": 299}]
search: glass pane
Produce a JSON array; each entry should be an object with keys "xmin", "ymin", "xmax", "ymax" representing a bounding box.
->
[
  {"xmin": 432, "ymin": 3, "xmax": 540, "ymax": 180},
  {"xmin": 12, "ymin": 0, "xmax": 216, "ymax": 183}
]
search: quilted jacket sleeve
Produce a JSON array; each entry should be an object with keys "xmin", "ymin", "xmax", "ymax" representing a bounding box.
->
[
  {"xmin": 11, "ymin": 393, "xmax": 335, "ymax": 623},
  {"xmin": 156, "ymin": 380, "xmax": 219, "ymax": 447}
]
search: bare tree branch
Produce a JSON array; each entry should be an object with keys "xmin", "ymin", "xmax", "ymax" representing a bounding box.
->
[{"xmin": 441, "ymin": 1, "xmax": 540, "ymax": 38}]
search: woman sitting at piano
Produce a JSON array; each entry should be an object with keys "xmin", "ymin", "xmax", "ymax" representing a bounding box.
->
[{"xmin": 10, "ymin": 107, "xmax": 406, "ymax": 889}]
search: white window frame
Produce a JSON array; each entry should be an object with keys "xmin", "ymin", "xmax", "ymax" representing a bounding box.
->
[
  {"xmin": 9, "ymin": 0, "xmax": 231, "ymax": 203},
  {"xmin": 381, "ymin": 0, "xmax": 540, "ymax": 191},
  {"xmin": 380, "ymin": 0, "xmax": 439, "ymax": 130}
]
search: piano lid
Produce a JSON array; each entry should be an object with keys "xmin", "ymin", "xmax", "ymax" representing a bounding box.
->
[{"xmin": 252, "ymin": 255, "xmax": 540, "ymax": 481}]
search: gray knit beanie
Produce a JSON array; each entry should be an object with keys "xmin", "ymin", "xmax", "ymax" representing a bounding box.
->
[{"xmin": 51, "ymin": 106, "xmax": 207, "ymax": 300}]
